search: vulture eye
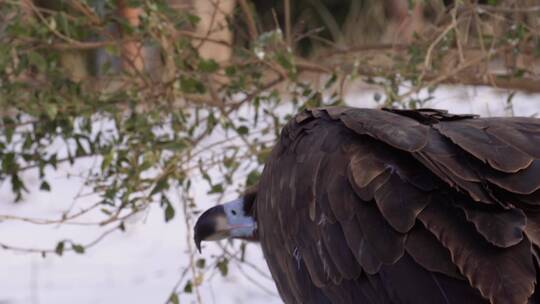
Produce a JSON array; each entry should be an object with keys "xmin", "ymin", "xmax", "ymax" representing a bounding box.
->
[{"xmin": 231, "ymin": 210, "xmax": 237, "ymax": 215}]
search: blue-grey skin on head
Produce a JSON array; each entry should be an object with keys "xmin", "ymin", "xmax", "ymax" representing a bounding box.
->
[{"xmin": 194, "ymin": 198, "xmax": 257, "ymax": 252}]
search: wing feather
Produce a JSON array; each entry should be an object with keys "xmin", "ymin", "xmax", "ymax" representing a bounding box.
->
[
  {"xmin": 256, "ymin": 107, "xmax": 540, "ymax": 304},
  {"xmin": 419, "ymin": 201, "xmax": 536, "ymax": 304},
  {"xmin": 435, "ymin": 120, "xmax": 533, "ymax": 173},
  {"xmin": 341, "ymin": 220, "xmax": 383, "ymax": 275},
  {"xmin": 405, "ymin": 224, "xmax": 463, "ymax": 280},
  {"xmin": 355, "ymin": 202, "xmax": 406, "ymax": 264},
  {"xmin": 456, "ymin": 202, "xmax": 526, "ymax": 247}
]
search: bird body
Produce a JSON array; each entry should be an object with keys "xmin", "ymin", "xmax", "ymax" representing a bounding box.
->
[{"xmin": 195, "ymin": 107, "xmax": 540, "ymax": 304}]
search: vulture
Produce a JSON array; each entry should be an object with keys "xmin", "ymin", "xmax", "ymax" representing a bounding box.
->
[{"xmin": 194, "ymin": 107, "xmax": 540, "ymax": 304}]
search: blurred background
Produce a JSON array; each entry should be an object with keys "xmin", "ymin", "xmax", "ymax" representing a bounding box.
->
[{"xmin": 0, "ymin": 0, "xmax": 539, "ymax": 303}]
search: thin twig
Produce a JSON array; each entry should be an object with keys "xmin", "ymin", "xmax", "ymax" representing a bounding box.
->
[
  {"xmin": 0, "ymin": 223, "xmax": 122, "ymax": 254},
  {"xmin": 0, "ymin": 202, "xmax": 102, "ymax": 226},
  {"xmin": 176, "ymin": 185, "xmax": 203, "ymax": 304},
  {"xmin": 477, "ymin": 5, "xmax": 540, "ymax": 13},
  {"xmin": 284, "ymin": 0, "xmax": 292, "ymax": 49},
  {"xmin": 239, "ymin": 0, "xmax": 258, "ymax": 41},
  {"xmin": 420, "ymin": 14, "xmax": 458, "ymax": 82}
]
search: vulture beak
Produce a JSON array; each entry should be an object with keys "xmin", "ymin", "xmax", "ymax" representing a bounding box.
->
[{"xmin": 194, "ymin": 198, "xmax": 257, "ymax": 253}]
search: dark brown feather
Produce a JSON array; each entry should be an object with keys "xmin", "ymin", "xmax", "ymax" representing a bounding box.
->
[
  {"xmin": 486, "ymin": 121, "xmax": 540, "ymax": 159},
  {"xmin": 525, "ymin": 211, "xmax": 540, "ymax": 247},
  {"xmin": 340, "ymin": 109, "xmax": 429, "ymax": 152},
  {"xmin": 405, "ymin": 224, "xmax": 463, "ymax": 280},
  {"xmin": 485, "ymin": 160, "xmax": 540, "ymax": 195},
  {"xmin": 355, "ymin": 201, "xmax": 406, "ymax": 265},
  {"xmin": 320, "ymin": 222, "xmax": 362, "ymax": 280},
  {"xmin": 435, "ymin": 120, "xmax": 533, "ymax": 173},
  {"xmin": 455, "ymin": 202, "xmax": 526, "ymax": 247},
  {"xmin": 255, "ymin": 107, "xmax": 540, "ymax": 304},
  {"xmin": 419, "ymin": 202, "xmax": 536, "ymax": 304},
  {"xmin": 373, "ymin": 174, "xmax": 431, "ymax": 233},
  {"xmin": 340, "ymin": 220, "xmax": 382, "ymax": 275}
]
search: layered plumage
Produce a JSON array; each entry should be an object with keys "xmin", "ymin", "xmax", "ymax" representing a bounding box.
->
[{"xmin": 255, "ymin": 107, "xmax": 540, "ymax": 304}]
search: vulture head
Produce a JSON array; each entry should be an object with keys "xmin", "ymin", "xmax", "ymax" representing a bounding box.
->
[{"xmin": 194, "ymin": 188, "xmax": 258, "ymax": 252}]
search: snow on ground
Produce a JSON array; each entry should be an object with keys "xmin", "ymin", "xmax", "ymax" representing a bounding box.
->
[
  {"xmin": 0, "ymin": 155, "xmax": 280, "ymax": 304},
  {"xmin": 0, "ymin": 86, "xmax": 539, "ymax": 304}
]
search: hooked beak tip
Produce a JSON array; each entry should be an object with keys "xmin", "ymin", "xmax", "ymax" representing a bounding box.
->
[
  {"xmin": 195, "ymin": 239, "xmax": 202, "ymax": 253},
  {"xmin": 193, "ymin": 205, "xmax": 226, "ymax": 253}
]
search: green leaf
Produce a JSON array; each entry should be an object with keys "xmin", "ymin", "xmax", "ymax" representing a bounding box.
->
[
  {"xmin": 72, "ymin": 244, "xmax": 85, "ymax": 254},
  {"xmin": 186, "ymin": 14, "xmax": 201, "ymax": 26},
  {"xmin": 104, "ymin": 45, "xmax": 120, "ymax": 56},
  {"xmin": 236, "ymin": 125, "xmax": 249, "ymax": 135},
  {"xmin": 168, "ymin": 293, "xmax": 180, "ymax": 304},
  {"xmin": 164, "ymin": 203, "xmax": 175, "ymax": 222},
  {"xmin": 217, "ymin": 258, "xmax": 229, "ymax": 276},
  {"xmin": 101, "ymin": 151, "xmax": 114, "ymax": 171},
  {"xmin": 127, "ymin": 0, "xmax": 143, "ymax": 8},
  {"xmin": 74, "ymin": 138, "xmax": 87, "ymax": 156},
  {"xmin": 208, "ymin": 183, "xmax": 224, "ymax": 194},
  {"xmin": 245, "ymin": 170, "xmax": 260, "ymax": 187},
  {"xmin": 27, "ymin": 51, "xmax": 47, "ymax": 73},
  {"xmin": 180, "ymin": 77, "xmax": 206, "ymax": 94},
  {"xmin": 240, "ymin": 242, "xmax": 247, "ymax": 261},
  {"xmin": 183, "ymin": 280, "xmax": 193, "ymax": 293},
  {"xmin": 196, "ymin": 258, "xmax": 206, "ymax": 269},
  {"xmin": 0, "ymin": 45, "xmax": 10, "ymax": 69},
  {"xmin": 275, "ymin": 51, "xmax": 296, "ymax": 77},
  {"xmin": 45, "ymin": 103, "xmax": 58, "ymax": 120},
  {"xmin": 10, "ymin": 174, "xmax": 27, "ymax": 202},
  {"xmin": 22, "ymin": 134, "xmax": 33, "ymax": 150},
  {"xmin": 198, "ymin": 59, "xmax": 219, "ymax": 73},
  {"xmin": 160, "ymin": 140, "xmax": 188, "ymax": 151},
  {"xmin": 223, "ymin": 157, "xmax": 237, "ymax": 169},
  {"xmin": 151, "ymin": 177, "xmax": 170, "ymax": 195},
  {"xmin": 225, "ymin": 66, "xmax": 236, "ymax": 76},
  {"xmin": 256, "ymin": 148, "xmax": 271, "ymax": 164},
  {"xmin": 3, "ymin": 117, "xmax": 15, "ymax": 143},
  {"xmin": 55, "ymin": 241, "xmax": 65, "ymax": 256},
  {"xmin": 324, "ymin": 74, "xmax": 337, "ymax": 89},
  {"xmin": 40, "ymin": 181, "xmax": 51, "ymax": 191},
  {"xmin": 48, "ymin": 154, "xmax": 58, "ymax": 169}
]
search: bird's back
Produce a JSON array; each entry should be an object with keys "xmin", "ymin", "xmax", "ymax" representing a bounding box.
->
[{"xmin": 256, "ymin": 107, "xmax": 540, "ymax": 304}]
